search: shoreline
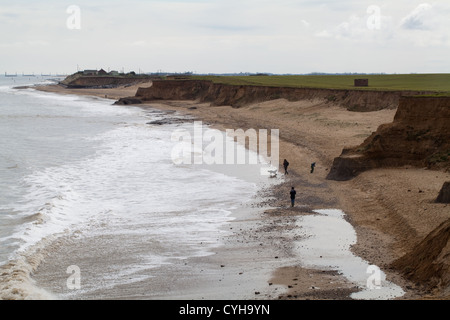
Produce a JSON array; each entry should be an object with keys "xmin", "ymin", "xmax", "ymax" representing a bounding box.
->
[{"xmin": 32, "ymin": 83, "xmax": 450, "ymax": 300}]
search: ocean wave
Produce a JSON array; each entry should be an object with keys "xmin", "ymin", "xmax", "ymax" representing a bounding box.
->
[{"xmin": 0, "ymin": 237, "xmax": 61, "ymax": 300}]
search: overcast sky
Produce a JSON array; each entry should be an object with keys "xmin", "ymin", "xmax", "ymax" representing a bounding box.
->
[{"xmin": 1, "ymin": 0, "xmax": 449, "ymax": 74}]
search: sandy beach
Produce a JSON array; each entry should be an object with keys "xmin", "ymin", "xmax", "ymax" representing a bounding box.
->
[{"xmin": 33, "ymin": 83, "xmax": 450, "ymax": 300}]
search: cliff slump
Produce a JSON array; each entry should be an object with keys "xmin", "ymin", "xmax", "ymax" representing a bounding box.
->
[
  {"xmin": 391, "ymin": 218, "xmax": 450, "ymax": 297},
  {"xmin": 135, "ymin": 80, "xmax": 429, "ymax": 111},
  {"xmin": 327, "ymin": 96, "xmax": 450, "ymax": 181}
]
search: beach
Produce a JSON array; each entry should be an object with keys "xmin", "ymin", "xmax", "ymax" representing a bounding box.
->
[{"xmin": 34, "ymin": 83, "xmax": 450, "ymax": 300}]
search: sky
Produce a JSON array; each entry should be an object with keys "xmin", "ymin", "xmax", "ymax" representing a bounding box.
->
[{"xmin": 1, "ymin": 0, "xmax": 449, "ymax": 75}]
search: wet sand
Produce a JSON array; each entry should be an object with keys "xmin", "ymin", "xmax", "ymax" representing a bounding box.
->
[{"xmin": 32, "ymin": 83, "xmax": 450, "ymax": 300}]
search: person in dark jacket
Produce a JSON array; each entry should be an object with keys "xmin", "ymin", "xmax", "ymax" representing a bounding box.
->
[
  {"xmin": 283, "ymin": 159, "xmax": 289, "ymax": 175},
  {"xmin": 290, "ymin": 187, "xmax": 296, "ymax": 207}
]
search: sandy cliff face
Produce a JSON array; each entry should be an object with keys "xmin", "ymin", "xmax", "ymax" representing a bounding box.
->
[
  {"xmin": 391, "ymin": 218, "xmax": 450, "ymax": 297},
  {"xmin": 136, "ymin": 80, "xmax": 212, "ymax": 101},
  {"xmin": 135, "ymin": 80, "xmax": 430, "ymax": 111},
  {"xmin": 327, "ymin": 96, "xmax": 450, "ymax": 181}
]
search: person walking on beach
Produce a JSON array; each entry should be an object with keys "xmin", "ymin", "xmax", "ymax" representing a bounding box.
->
[
  {"xmin": 283, "ymin": 159, "xmax": 289, "ymax": 175},
  {"xmin": 310, "ymin": 162, "xmax": 316, "ymax": 174},
  {"xmin": 290, "ymin": 187, "xmax": 296, "ymax": 207}
]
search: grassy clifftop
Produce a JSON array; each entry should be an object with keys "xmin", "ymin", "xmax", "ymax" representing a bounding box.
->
[{"xmin": 192, "ymin": 74, "xmax": 450, "ymax": 93}]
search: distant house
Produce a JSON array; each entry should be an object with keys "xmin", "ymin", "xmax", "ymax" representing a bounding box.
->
[
  {"xmin": 109, "ymin": 70, "xmax": 120, "ymax": 76},
  {"xmin": 166, "ymin": 75, "xmax": 191, "ymax": 80},
  {"xmin": 354, "ymin": 79, "xmax": 369, "ymax": 87},
  {"xmin": 83, "ymin": 69, "xmax": 98, "ymax": 76},
  {"xmin": 98, "ymin": 69, "xmax": 108, "ymax": 75}
]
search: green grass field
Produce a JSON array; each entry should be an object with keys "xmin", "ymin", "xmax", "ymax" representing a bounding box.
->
[{"xmin": 192, "ymin": 74, "xmax": 450, "ymax": 93}]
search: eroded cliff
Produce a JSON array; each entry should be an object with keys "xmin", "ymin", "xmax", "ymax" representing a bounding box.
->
[
  {"xmin": 327, "ymin": 96, "xmax": 450, "ymax": 181},
  {"xmin": 135, "ymin": 80, "xmax": 430, "ymax": 111},
  {"xmin": 391, "ymin": 218, "xmax": 450, "ymax": 297}
]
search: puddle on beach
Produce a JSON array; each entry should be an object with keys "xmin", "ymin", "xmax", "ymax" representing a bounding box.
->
[{"xmin": 295, "ymin": 209, "xmax": 405, "ymax": 300}]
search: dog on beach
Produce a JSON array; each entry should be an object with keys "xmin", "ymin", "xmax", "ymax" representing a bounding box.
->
[{"xmin": 268, "ymin": 170, "xmax": 277, "ymax": 177}]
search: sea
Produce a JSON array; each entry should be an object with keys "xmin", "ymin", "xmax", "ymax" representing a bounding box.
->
[{"xmin": 0, "ymin": 76, "xmax": 266, "ymax": 300}]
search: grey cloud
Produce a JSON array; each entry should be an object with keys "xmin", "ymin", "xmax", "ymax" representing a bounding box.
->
[{"xmin": 400, "ymin": 3, "xmax": 432, "ymax": 30}]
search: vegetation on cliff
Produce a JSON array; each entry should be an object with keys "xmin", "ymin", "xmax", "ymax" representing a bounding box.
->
[{"xmin": 192, "ymin": 74, "xmax": 450, "ymax": 93}]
